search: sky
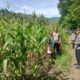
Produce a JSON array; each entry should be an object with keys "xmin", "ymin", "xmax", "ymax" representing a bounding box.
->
[{"xmin": 0, "ymin": 0, "xmax": 60, "ymax": 18}]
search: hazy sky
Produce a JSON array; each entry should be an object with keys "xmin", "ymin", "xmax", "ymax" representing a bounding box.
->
[{"xmin": 0, "ymin": 0, "xmax": 60, "ymax": 18}]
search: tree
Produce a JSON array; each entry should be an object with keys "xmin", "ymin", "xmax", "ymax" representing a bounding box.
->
[
  {"xmin": 58, "ymin": 0, "xmax": 72, "ymax": 24},
  {"xmin": 58, "ymin": 0, "xmax": 80, "ymax": 29}
]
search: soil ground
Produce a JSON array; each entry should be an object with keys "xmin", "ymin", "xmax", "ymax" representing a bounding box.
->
[{"xmin": 68, "ymin": 49, "xmax": 80, "ymax": 80}]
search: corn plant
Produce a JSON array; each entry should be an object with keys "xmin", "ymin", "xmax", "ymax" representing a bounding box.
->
[{"xmin": 0, "ymin": 15, "xmax": 49, "ymax": 79}]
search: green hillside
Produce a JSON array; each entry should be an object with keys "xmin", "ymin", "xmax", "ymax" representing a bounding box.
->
[{"xmin": 48, "ymin": 17, "xmax": 60, "ymax": 23}]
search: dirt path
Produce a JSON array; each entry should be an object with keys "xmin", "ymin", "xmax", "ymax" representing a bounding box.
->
[{"xmin": 69, "ymin": 49, "xmax": 80, "ymax": 80}]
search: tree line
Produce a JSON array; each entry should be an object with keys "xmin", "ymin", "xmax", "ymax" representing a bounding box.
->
[{"xmin": 58, "ymin": 0, "xmax": 80, "ymax": 29}]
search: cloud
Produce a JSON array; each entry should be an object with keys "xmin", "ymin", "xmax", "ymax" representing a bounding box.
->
[
  {"xmin": 15, "ymin": 5, "xmax": 34, "ymax": 14},
  {"xmin": 15, "ymin": 5, "xmax": 60, "ymax": 18},
  {"xmin": 35, "ymin": 8, "xmax": 60, "ymax": 17},
  {"xmin": 0, "ymin": 0, "xmax": 60, "ymax": 17}
]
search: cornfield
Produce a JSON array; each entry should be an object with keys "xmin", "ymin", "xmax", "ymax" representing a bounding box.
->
[
  {"xmin": 0, "ymin": 11, "xmax": 71, "ymax": 80},
  {"xmin": 0, "ymin": 13, "xmax": 53, "ymax": 79}
]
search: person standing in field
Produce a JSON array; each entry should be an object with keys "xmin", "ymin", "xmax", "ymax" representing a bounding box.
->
[
  {"xmin": 74, "ymin": 28, "xmax": 80, "ymax": 68},
  {"xmin": 70, "ymin": 31, "xmax": 76, "ymax": 49},
  {"xmin": 47, "ymin": 31, "xmax": 54, "ymax": 54},
  {"xmin": 53, "ymin": 28, "xmax": 61, "ymax": 55}
]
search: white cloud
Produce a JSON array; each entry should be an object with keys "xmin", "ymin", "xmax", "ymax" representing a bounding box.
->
[
  {"xmin": 15, "ymin": 5, "xmax": 34, "ymax": 14},
  {"xmin": 35, "ymin": 8, "xmax": 60, "ymax": 17},
  {"xmin": 15, "ymin": 5, "xmax": 60, "ymax": 18}
]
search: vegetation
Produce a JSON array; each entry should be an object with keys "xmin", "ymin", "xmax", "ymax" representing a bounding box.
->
[
  {"xmin": 48, "ymin": 17, "xmax": 59, "ymax": 23},
  {"xmin": 58, "ymin": 0, "xmax": 80, "ymax": 29},
  {"xmin": 55, "ymin": 29, "xmax": 71, "ymax": 71},
  {"xmin": 0, "ymin": 9, "xmax": 48, "ymax": 79},
  {"xmin": 0, "ymin": 9, "xmax": 72, "ymax": 80}
]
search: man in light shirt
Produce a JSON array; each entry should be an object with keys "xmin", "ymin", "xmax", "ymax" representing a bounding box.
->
[
  {"xmin": 75, "ymin": 28, "xmax": 80, "ymax": 68},
  {"xmin": 70, "ymin": 31, "xmax": 76, "ymax": 49}
]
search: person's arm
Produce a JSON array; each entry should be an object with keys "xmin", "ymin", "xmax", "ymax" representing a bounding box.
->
[{"xmin": 74, "ymin": 42, "xmax": 80, "ymax": 44}]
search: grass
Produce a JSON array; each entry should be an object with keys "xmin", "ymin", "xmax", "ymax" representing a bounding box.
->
[{"xmin": 55, "ymin": 33, "xmax": 72, "ymax": 72}]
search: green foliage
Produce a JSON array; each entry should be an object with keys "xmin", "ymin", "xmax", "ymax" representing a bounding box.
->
[
  {"xmin": 0, "ymin": 9, "xmax": 72, "ymax": 80},
  {"xmin": 58, "ymin": 0, "xmax": 72, "ymax": 23},
  {"xmin": 55, "ymin": 29, "xmax": 71, "ymax": 71},
  {"xmin": 58, "ymin": 0, "xmax": 80, "ymax": 29},
  {"xmin": 0, "ymin": 10, "xmax": 49, "ymax": 79}
]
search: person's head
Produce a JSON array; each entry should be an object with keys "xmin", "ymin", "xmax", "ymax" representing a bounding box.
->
[{"xmin": 49, "ymin": 31, "xmax": 53, "ymax": 37}]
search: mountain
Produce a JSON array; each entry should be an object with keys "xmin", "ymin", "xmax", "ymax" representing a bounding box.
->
[
  {"xmin": 48, "ymin": 17, "xmax": 59, "ymax": 23},
  {"xmin": 0, "ymin": 9, "xmax": 59, "ymax": 24}
]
